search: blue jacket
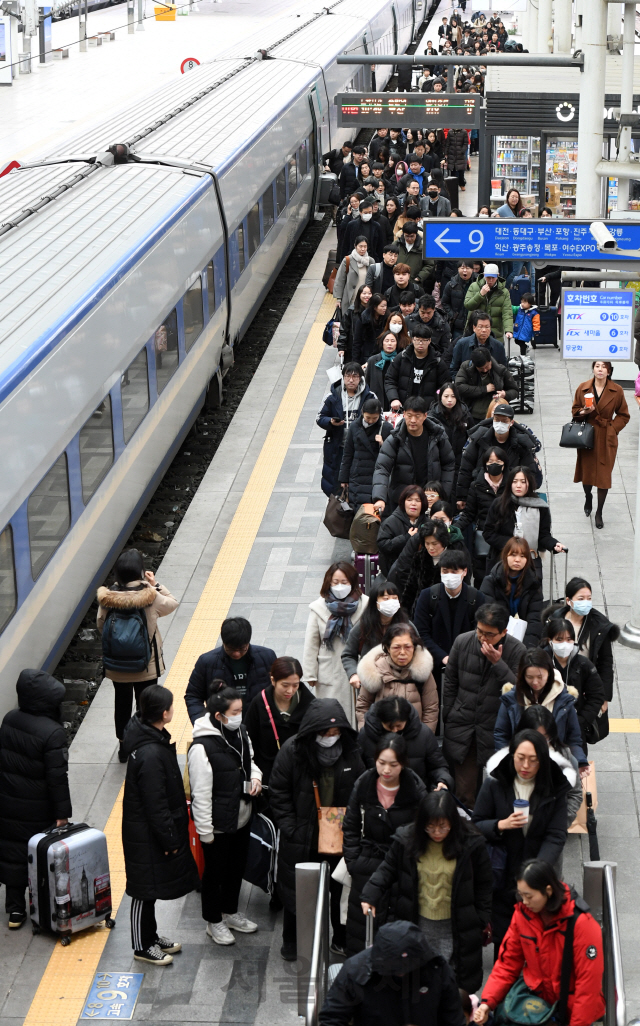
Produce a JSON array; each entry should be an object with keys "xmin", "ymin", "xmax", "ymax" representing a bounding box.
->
[
  {"xmin": 449, "ymin": 333, "xmax": 507, "ymax": 376},
  {"xmin": 317, "ymin": 380, "xmax": 375, "ymax": 496},
  {"xmin": 493, "ymin": 676, "xmax": 587, "ymax": 764},
  {"xmin": 513, "ymin": 305, "xmax": 540, "ymax": 344}
]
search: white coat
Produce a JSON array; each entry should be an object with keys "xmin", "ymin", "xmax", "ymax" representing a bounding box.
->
[{"xmin": 302, "ymin": 595, "xmax": 368, "ymax": 729}]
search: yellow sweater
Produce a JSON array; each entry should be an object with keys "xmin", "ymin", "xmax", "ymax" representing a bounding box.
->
[{"xmin": 417, "ymin": 841, "xmax": 456, "ymax": 921}]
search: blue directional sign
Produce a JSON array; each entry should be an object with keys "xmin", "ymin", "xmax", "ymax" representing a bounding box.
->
[
  {"xmin": 562, "ymin": 288, "xmax": 634, "ymax": 361},
  {"xmin": 81, "ymin": 972, "xmax": 144, "ymax": 1020},
  {"xmin": 423, "ymin": 219, "xmax": 640, "ymax": 262}
]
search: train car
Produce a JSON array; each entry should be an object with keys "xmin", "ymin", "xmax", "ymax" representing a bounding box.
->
[{"xmin": 0, "ymin": 0, "xmax": 420, "ymax": 716}]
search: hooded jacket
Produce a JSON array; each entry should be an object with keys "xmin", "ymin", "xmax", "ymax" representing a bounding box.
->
[
  {"xmin": 121, "ymin": 715, "xmax": 196, "ymax": 902},
  {"xmin": 244, "ymin": 682, "xmax": 316, "ymax": 785},
  {"xmin": 463, "ymin": 276, "xmax": 514, "ymax": 341},
  {"xmin": 361, "ymin": 823, "xmax": 493, "ymax": 993},
  {"xmin": 372, "ymin": 419, "xmax": 455, "ymax": 508},
  {"xmin": 268, "ymin": 699, "xmax": 365, "ymax": 913},
  {"xmin": 339, "ymin": 415, "xmax": 393, "ymax": 505},
  {"xmin": 377, "ymin": 506, "xmax": 428, "ymax": 576},
  {"xmin": 384, "ymin": 343, "xmax": 450, "ymax": 408},
  {"xmin": 356, "ymin": 643, "xmax": 438, "ymax": 731},
  {"xmin": 318, "ymin": 379, "xmax": 375, "ymax": 497},
  {"xmin": 0, "ymin": 670, "xmax": 72, "ymax": 890},
  {"xmin": 479, "ymin": 563, "xmax": 544, "ymax": 648},
  {"xmin": 185, "ymin": 642, "xmax": 277, "ymax": 722},
  {"xmin": 539, "ymin": 643, "xmax": 606, "ymax": 744},
  {"xmin": 481, "ymin": 885, "xmax": 605, "ymax": 1026},
  {"xmin": 547, "ymin": 605, "xmax": 619, "ymax": 700},
  {"xmin": 513, "ymin": 305, "xmax": 540, "ymax": 344},
  {"xmin": 97, "ymin": 580, "xmax": 178, "ymax": 683},
  {"xmin": 441, "ymin": 272, "xmax": 477, "ymax": 336},
  {"xmin": 494, "ymin": 673, "xmax": 587, "ymax": 764},
  {"xmin": 455, "ymin": 357, "xmax": 519, "ymax": 421},
  {"xmin": 318, "ymin": 920, "xmax": 465, "ymax": 1026},
  {"xmin": 456, "ymin": 419, "xmax": 541, "ymax": 502},
  {"xmin": 358, "ymin": 702, "xmax": 453, "ymax": 788},
  {"xmin": 188, "ymin": 714, "xmax": 262, "ymax": 840}
]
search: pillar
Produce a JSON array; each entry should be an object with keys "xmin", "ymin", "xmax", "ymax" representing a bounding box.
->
[{"xmin": 575, "ymin": 0, "xmax": 608, "ymax": 216}]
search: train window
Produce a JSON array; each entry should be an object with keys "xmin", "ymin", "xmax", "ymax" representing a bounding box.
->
[
  {"xmin": 263, "ymin": 184, "xmax": 275, "ymax": 233},
  {"xmin": 184, "ymin": 278, "xmax": 204, "ymax": 352},
  {"xmin": 0, "ymin": 526, "xmax": 17, "ymax": 633},
  {"xmin": 79, "ymin": 395, "xmax": 114, "ymax": 505},
  {"xmin": 237, "ymin": 225, "xmax": 245, "ymax": 274},
  {"xmin": 288, "ymin": 154, "xmax": 298, "ymax": 195},
  {"xmin": 122, "ymin": 348, "xmax": 149, "ymax": 444},
  {"xmin": 155, "ymin": 309, "xmax": 179, "ymax": 394},
  {"xmin": 207, "ymin": 260, "xmax": 215, "ymax": 316},
  {"xmin": 248, "ymin": 202, "xmax": 260, "ymax": 259},
  {"xmin": 276, "ymin": 169, "xmax": 286, "ymax": 215},
  {"xmin": 27, "ymin": 453, "xmax": 71, "ymax": 580},
  {"xmin": 297, "ymin": 143, "xmax": 306, "ymax": 177}
]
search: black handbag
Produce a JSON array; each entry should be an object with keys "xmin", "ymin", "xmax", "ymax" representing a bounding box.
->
[
  {"xmin": 323, "ymin": 489, "xmax": 354, "ymax": 539},
  {"xmin": 559, "ymin": 420, "xmax": 594, "ymax": 450}
]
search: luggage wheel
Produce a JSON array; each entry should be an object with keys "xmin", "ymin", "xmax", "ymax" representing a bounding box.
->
[
  {"xmin": 60, "ymin": 935, "xmax": 71, "ymax": 946},
  {"xmin": 106, "ymin": 917, "xmax": 116, "ymax": 929}
]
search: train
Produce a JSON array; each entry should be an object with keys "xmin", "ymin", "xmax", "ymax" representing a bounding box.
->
[{"xmin": 0, "ymin": 0, "xmax": 424, "ymax": 715}]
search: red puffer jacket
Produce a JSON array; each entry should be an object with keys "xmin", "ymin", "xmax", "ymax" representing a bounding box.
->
[{"xmin": 481, "ymin": 886, "xmax": 605, "ymax": 1026}]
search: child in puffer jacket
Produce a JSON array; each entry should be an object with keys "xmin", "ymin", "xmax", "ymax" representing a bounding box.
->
[{"xmin": 513, "ymin": 293, "xmax": 540, "ymax": 356}]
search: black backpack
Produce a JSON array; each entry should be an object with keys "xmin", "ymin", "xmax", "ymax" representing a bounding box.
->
[{"xmin": 102, "ymin": 606, "xmax": 152, "ymax": 673}]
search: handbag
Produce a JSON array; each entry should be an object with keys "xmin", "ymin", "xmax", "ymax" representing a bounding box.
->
[
  {"xmin": 559, "ymin": 420, "xmax": 594, "ymax": 449},
  {"xmin": 323, "ymin": 307, "xmax": 342, "ymax": 347},
  {"xmin": 327, "ymin": 254, "xmax": 349, "ymax": 296},
  {"xmin": 474, "ymin": 529, "xmax": 490, "ymax": 558},
  {"xmin": 349, "ymin": 504, "xmax": 381, "ymax": 554},
  {"xmin": 313, "ymin": 781, "xmax": 345, "ymax": 854},
  {"xmin": 323, "ymin": 489, "xmax": 354, "ymax": 539},
  {"xmin": 585, "ymin": 707, "xmax": 609, "ymax": 744}
]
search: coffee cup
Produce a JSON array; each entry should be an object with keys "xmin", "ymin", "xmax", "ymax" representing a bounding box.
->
[
  {"xmin": 513, "ymin": 798, "xmax": 529, "ymax": 822},
  {"xmin": 584, "ymin": 393, "xmax": 594, "ymax": 409}
]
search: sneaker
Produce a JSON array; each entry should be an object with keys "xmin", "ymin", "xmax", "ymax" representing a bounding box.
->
[
  {"xmin": 223, "ymin": 912, "xmax": 258, "ymax": 933},
  {"xmin": 206, "ymin": 921, "xmax": 235, "ymax": 945},
  {"xmin": 134, "ymin": 944, "xmax": 173, "ymax": 965},
  {"xmin": 280, "ymin": 941, "xmax": 297, "ymax": 961},
  {"xmin": 330, "ymin": 940, "xmax": 347, "ymax": 957},
  {"xmin": 156, "ymin": 935, "xmax": 182, "ymax": 953},
  {"xmin": 8, "ymin": 912, "xmax": 26, "ymax": 929}
]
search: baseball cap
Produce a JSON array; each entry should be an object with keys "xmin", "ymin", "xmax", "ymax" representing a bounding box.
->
[
  {"xmin": 493, "ymin": 403, "xmax": 515, "ymax": 418},
  {"xmin": 484, "ymin": 263, "xmax": 499, "ymax": 276}
]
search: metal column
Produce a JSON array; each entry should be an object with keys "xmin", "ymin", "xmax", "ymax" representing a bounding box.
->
[
  {"xmin": 529, "ymin": 0, "xmax": 539, "ymax": 51},
  {"xmin": 538, "ymin": 0, "xmax": 554, "ymax": 52},
  {"xmin": 554, "ymin": 0, "xmax": 573, "ymax": 52},
  {"xmin": 616, "ymin": 2, "xmax": 635, "ymax": 210},
  {"xmin": 575, "ymin": 0, "xmax": 608, "ymax": 216},
  {"xmin": 137, "ymin": 0, "xmax": 144, "ymax": 30},
  {"xmin": 606, "ymin": 0, "xmax": 623, "ymax": 47},
  {"xmin": 127, "ymin": 0, "xmax": 134, "ymax": 32}
]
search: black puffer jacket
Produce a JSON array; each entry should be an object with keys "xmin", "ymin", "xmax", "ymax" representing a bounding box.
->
[
  {"xmin": 361, "ymin": 823, "xmax": 493, "ymax": 992},
  {"xmin": 456, "ymin": 420, "xmax": 541, "ymax": 502},
  {"xmin": 358, "ymin": 703, "xmax": 453, "ymax": 788},
  {"xmin": 406, "ymin": 311, "xmax": 453, "ymax": 364},
  {"xmin": 185, "ymin": 642, "xmax": 276, "ymax": 721},
  {"xmin": 0, "ymin": 670, "xmax": 72, "ymax": 890},
  {"xmin": 353, "ymin": 307, "xmax": 388, "ymax": 364},
  {"xmin": 483, "ymin": 496, "xmax": 558, "ymax": 567},
  {"xmin": 442, "ymin": 630, "xmax": 527, "ymax": 767},
  {"xmin": 122, "ymin": 716, "xmax": 196, "ymax": 902},
  {"xmin": 388, "ymin": 533, "xmax": 470, "ymax": 616},
  {"xmin": 456, "ymin": 472, "xmax": 506, "ymax": 531},
  {"xmin": 455, "ymin": 357, "xmax": 519, "ymax": 419},
  {"xmin": 372, "ymin": 420, "xmax": 455, "ymax": 508},
  {"xmin": 364, "ymin": 351, "xmax": 396, "ymax": 411},
  {"xmin": 539, "ymin": 643, "xmax": 606, "ymax": 745},
  {"xmin": 384, "ymin": 344, "xmax": 450, "ymax": 408},
  {"xmin": 443, "ymin": 128, "xmax": 469, "ymax": 172},
  {"xmin": 269, "ymin": 699, "xmax": 365, "ymax": 913},
  {"xmin": 339, "ymin": 415, "xmax": 393, "ymax": 505},
  {"xmin": 343, "ymin": 768, "xmax": 427, "ymax": 954},
  {"xmin": 479, "ymin": 563, "xmax": 544, "ymax": 648},
  {"xmin": 428, "ymin": 400, "xmax": 472, "ymax": 472},
  {"xmin": 244, "ymin": 683, "xmax": 316, "ymax": 785},
  {"xmin": 377, "ymin": 506, "xmax": 428, "ymax": 576},
  {"xmin": 547, "ymin": 605, "xmax": 619, "ymax": 701},
  {"xmin": 441, "ymin": 273, "xmax": 477, "ymax": 337}
]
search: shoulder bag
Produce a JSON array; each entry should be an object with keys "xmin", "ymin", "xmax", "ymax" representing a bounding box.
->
[
  {"xmin": 559, "ymin": 420, "xmax": 594, "ymax": 450},
  {"xmin": 313, "ymin": 781, "xmax": 346, "ymax": 854},
  {"xmin": 261, "ymin": 690, "xmax": 280, "ymax": 751},
  {"xmin": 323, "ymin": 488, "xmax": 354, "ymax": 539}
]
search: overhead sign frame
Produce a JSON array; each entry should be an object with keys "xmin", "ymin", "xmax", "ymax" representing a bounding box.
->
[
  {"xmin": 335, "ymin": 93, "xmax": 481, "ymax": 129},
  {"xmin": 561, "ymin": 287, "xmax": 634, "ymax": 362}
]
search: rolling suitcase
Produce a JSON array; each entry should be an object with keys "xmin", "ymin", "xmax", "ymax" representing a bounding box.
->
[
  {"xmin": 509, "ymin": 275, "xmax": 531, "ymax": 305},
  {"xmin": 28, "ymin": 823, "xmax": 114, "ymax": 944},
  {"xmin": 533, "ymin": 283, "xmax": 558, "ymax": 348},
  {"xmin": 546, "ymin": 547, "xmax": 569, "ymax": 604},
  {"xmin": 319, "ymin": 171, "xmax": 338, "ymax": 207},
  {"xmin": 322, "ymin": 248, "xmax": 338, "ymax": 291},
  {"xmin": 354, "ymin": 553, "xmax": 380, "ymax": 594}
]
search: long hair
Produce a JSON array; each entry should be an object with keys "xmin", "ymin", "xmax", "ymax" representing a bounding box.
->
[
  {"xmin": 507, "ymin": 728, "xmax": 554, "ymax": 797},
  {"xmin": 320, "ymin": 561, "xmax": 361, "ymax": 600},
  {"xmin": 501, "ymin": 537, "xmax": 534, "ymax": 597},
  {"xmin": 359, "ymin": 578, "xmax": 409, "ymax": 649},
  {"xmin": 517, "ymin": 860, "xmax": 566, "ymax": 913},
  {"xmin": 515, "ymin": 648, "xmax": 555, "ymax": 707},
  {"xmin": 497, "ymin": 465, "xmax": 538, "ymax": 518},
  {"xmin": 374, "ymin": 732, "xmax": 408, "ymax": 765},
  {"xmin": 434, "ymin": 381, "xmax": 467, "ymax": 427},
  {"xmin": 515, "ymin": 704, "xmax": 564, "ymax": 755},
  {"xmin": 407, "ymin": 790, "xmax": 478, "ymax": 860},
  {"xmin": 353, "ymin": 284, "xmax": 372, "ymax": 315},
  {"xmin": 381, "ymin": 311, "xmax": 411, "ymax": 351}
]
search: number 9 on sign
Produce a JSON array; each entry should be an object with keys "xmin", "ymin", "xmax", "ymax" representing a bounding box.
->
[{"xmin": 469, "ymin": 230, "xmax": 484, "ymax": 253}]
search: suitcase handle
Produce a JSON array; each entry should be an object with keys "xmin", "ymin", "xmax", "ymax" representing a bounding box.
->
[
  {"xmin": 46, "ymin": 821, "xmax": 89, "ymax": 838},
  {"xmin": 548, "ymin": 547, "xmax": 569, "ymax": 604},
  {"xmin": 365, "ymin": 907, "xmax": 374, "ymax": 949}
]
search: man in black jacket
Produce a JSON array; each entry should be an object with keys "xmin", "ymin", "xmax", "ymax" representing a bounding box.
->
[
  {"xmin": 384, "ymin": 263, "xmax": 424, "ymax": 310},
  {"xmin": 406, "ymin": 295, "xmax": 453, "ymax": 362},
  {"xmin": 339, "ymin": 145, "xmax": 367, "ymax": 199},
  {"xmin": 450, "ymin": 311, "xmax": 507, "ymax": 376},
  {"xmin": 441, "ymin": 261, "xmax": 476, "ymax": 340},
  {"xmin": 385, "ymin": 326, "xmax": 449, "ymax": 411},
  {"xmin": 456, "ymin": 404, "xmax": 541, "ymax": 504},
  {"xmin": 365, "ymin": 243, "xmax": 399, "ymax": 295},
  {"xmin": 323, "ymin": 141, "xmax": 353, "ymax": 176},
  {"xmin": 318, "ymin": 920, "xmax": 464, "ymax": 1026},
  {"xmin": 341, "ymin": 198, "xmax": 384, "ymax": 262},
  {"xmin": 185, "ymin": 617, "xmax": 276, "ymax": 720},
  {"xmin": 455, "ymin": 348, "xmax": 518, "ymax": 423},
  {"xmin": 372, "ymin": 396, "xmax": 455, "ymax": 512}
]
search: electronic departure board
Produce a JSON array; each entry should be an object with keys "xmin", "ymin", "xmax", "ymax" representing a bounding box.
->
[{"xmin": 336, "ymin": 93, "xmax": 480, "ymax": 129}]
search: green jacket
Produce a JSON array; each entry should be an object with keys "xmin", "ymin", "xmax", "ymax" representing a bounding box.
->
[
  {"xmin": 396, "ymin": 235, "xmax": 434, "ymax": 286},
  {"xmin": 463, "ymin": 276, "xmax": 514, "ymax": 341}
]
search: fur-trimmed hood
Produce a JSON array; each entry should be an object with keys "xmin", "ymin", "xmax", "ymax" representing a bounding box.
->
[
  {"xmin": 97, "ymin": 581, "xmax": 157, "ymax": 610},
  {"xmin": 486, "ymin": 745, "xmax": 577, "ymax": 788},
  {"xmin": 357, "ymin": 643, "xmax": 434, "ymax": 694},
  {"xmin": 501, "ymin": 672, "xmax": 578, "ymax": 703}
]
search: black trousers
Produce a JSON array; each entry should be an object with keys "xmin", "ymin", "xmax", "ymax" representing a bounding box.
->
[
  {"xmin": 201, "ymin": 822, "xmax": 251, "ymax": 924},
  {"xmin": 5, "ymin": 884, "xmax": 26, "ymax": 915},
  {"xmin": 113, "ymin": 679, "xmax": 156, "ymax": 740},
  {"xmin": 130, "ymin": 897, "xmax": 157, "ymax": 951},
  {"xmin": 282, "ymin": 853, "xmax": 345, "ymax": 947}
]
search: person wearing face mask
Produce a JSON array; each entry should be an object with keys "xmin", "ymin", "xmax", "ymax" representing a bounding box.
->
[
  {"xmin": 341, "ymin": 200, "xmax": 384, "ymax": 263},
  {"xmin": 483, "ymin": 466, "xmax": 565, "ymax": 572},
  {"xmin": 441, "ymin": 261, "xmax": 477, "ymax": 342},
  {"xmin": 476, "ymin": 206, "xmax": 491, "ymax": 218},
  {"xmin": 334, "ymin": 237, "xmax": 376, "ymax": 312},
  {"xmin": 539, "ymin": 619, "xmax": 606, "ymax": 749},
  {"xmin": 455, "ymin": 404, "xmax": 541, "ymax": 506},
  {"xmin": 472, "ymin": 729, "xmax": 573, "ymax": 952},
  {"xmin": 360, "ymin": 790, "xmax": 492, "ymax": 992},
  {"xmin": 463, "ymin": 264, "xmax": 514, "ymax": 344},
  {"xmin": 424, "ymin": 181, "xmax": 452, "ymax": 218},
  {"xmin": 342, "ymin": 735, "xmax": 428, "ymax": 955},
  {"xmin": 546, "ymin": 578, "xmax": 618, "ymax": 720},
  {"xmin": 456, "ymin": 347, "xmax": 518, "ymax": 425},
  {"xmin": 479, "ymin": 537, "xmax": 544, "ymax": 648},
  {"xmin": 377, "ymin": 485, "xmax": 430, "ymax": 576},
  {"xmin": 390, "ymin": 520, "xmax": 469, "ymax": 618},
  {"xmin": 382, "ymin": 311, "xmax": 413, "ymax": 353},
  {"xmin": 244, "ymin": 657, "xmax": 315, "ymax": 787},
  {"xmin": 303, "ymin": 562, "xmax": 368, "ymax": 728},
  {"xmin": 356, "ymin": 623, "xmax": 438, "ymax": 731},
  {"xmin": 269, "ymin": 698, "xmax": 365, "ymax": 960},
  {"xmin": 188, "ymin": 681, "xmax": 262, "ymax": 947},
  {"xmin": 365, "ymin": 331, "xmax": 400, "ymax": 411},
  {"xmin": 342, "ymin": 579, "xmax": 412, "ymax": 684},
  {"xmin": 339, "ymin": 397, "xmax": 393, "ymax": 507}
]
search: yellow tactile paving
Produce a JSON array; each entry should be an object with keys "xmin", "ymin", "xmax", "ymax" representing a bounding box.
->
[
  {"xmin": 22, "ymin": 288, "xmax": 334, "ymax": 1026},
  {"xmin": 608, "ymin": 718, "xmax": 640, "ymax": 732}
]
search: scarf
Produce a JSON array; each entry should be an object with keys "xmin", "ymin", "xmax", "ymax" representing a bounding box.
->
[
  {"xmin": 316, "ymin": 738, "xmax": 343, "ymax": 767},
  {"xmin": 484, "ymin": 472, "xmax": 502, "ymax": 492},
  {"xmin": 351, "ymin": 249, "xmax": 370, "ymax": 269},
  {"xmin": 323, "ymin": 597, "xmax": 359, "ymax": 649},
  {"xmin": 375, "ymin": 349, "xmax": 397, "ymax": 369}
]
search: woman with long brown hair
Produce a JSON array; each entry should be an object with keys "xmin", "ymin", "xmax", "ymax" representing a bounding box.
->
[
  {"xmin": 381, "ymin": 310, "xmax": 411, "ymax": 353},
  {"xmin": 479, "ymin": 537, "xmax": 544, "ymax": 648},
  {"xmin": 483, "ymin": 466, "xmax": 566, "ymax": 570}
]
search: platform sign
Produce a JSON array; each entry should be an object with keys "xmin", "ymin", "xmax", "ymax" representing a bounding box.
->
[
  {"xmin": 336, "ymin": 93, "xmax": 480, "ymax": 128},
  {"xmin": 561, "ymin": 288, "xmax": 634, "ymax": 361},
  {"xmin": 80, "ymin": 972, "xmax": 144, "ymax": 1019},
  {"xmin": 423, "ymin": 218, "xmax": 640, "ymax": 262},
  {"xmin": 180, "ymin": 56, "xmax": 200, "ymax": 73}
]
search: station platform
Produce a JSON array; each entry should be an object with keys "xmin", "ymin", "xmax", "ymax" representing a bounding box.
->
[{"xmin": 1, "ymin": 225, "xmax": 640, "ymax": 1025}]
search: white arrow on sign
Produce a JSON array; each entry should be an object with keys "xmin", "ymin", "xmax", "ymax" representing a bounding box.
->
[{"xmin": 434, "ymin": 228, "xmax": 461, "ymax": 254}]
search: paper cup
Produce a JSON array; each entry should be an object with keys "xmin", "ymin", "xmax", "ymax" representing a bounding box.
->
[{"xmin": 513, "ymin": 798, "xmax": 530, "ymax": 822}]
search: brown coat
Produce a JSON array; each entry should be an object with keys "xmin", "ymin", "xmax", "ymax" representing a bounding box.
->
[
  {"xmin": 97, "ymin": 580, "xmax": 178, "ymax": 683},
  {"xmin": 572, "ymin": 378, "xmax": 630, "ymax": 489},
  {"xmin": 355, "ymin": 643, "xmax": 439, "ymax": 732}
]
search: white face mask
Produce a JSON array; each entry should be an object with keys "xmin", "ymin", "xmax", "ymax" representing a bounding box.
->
[
  {"xmin": 361, "ymin": 212, "xmax": 373, "ymax": 222},
  {"xmin": 441, "ymin": 572, "xmax": 463, "ymax": 590},
  {"xmin": 378, "ymin": 598, "xmax": 401, "ymax": 617},
  {"xmin": 389, "ymin": 323, "xmax": 402, "ymax": 334},
  {"xmin": 552, "ymin": 641, "xmax": 574, "ymax": 659},
  {"xmin": 223, "ymin": 713, "xmax": 242, "ymax": 730},
  {"xmin": 478, "ymin": 212, "xmax": 489, "ymax": 218},
  {"xmin": 331, "ymin": 583, "xmax": 351, "ymax": 600},
  {"xmin": 493, "ymin": 420, "xmax": 510, "ymax": 435},
  {"xmin": 316, "ymin": 733, "xmax": 340, "ymax": 747}
]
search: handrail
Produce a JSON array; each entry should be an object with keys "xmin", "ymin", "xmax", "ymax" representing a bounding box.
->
[
  {"xmin": 603, "ymin": 864, "xmax": 626, "ymax": 1026},
  {"xmin": 306, "ymin": 861, "xmax": 330, "ymax": 1026}
]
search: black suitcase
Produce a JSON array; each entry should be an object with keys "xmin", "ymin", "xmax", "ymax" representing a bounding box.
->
[
  {"xmin": 533, "ymin": 306, "xmax": 558, "ymax": 348},
  {"xmin": 322, "ymin": 248, "xmax": 338, "ymax": 290}
]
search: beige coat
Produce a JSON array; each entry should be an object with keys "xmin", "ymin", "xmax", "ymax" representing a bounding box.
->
[
  {"xmin": 97, "ymin": 579, "xmax": 178, "ymax": 683},
  {"xmin": 302, "ymin": 595, "xmax": 368, "ymax": 729},
  {"xmin": 356, "ymin": 643, "xmax": 438, "ymax": 732}
]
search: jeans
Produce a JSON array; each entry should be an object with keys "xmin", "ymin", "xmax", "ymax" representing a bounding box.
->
[{"xmin": 201, "ymin": 822, "xmax": 251, "ymax": 924}]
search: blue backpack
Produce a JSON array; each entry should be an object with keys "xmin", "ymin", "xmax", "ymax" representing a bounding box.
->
[{"xmin": 102, "ymin": 606, "xmax": 152, "ymax": 673}]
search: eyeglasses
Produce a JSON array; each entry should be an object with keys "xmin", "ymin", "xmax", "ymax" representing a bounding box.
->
[{"xmin": 476, "ymin": 627, "xmax": 502, "ymax": 640}]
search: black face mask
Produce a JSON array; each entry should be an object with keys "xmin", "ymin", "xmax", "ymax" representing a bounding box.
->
[
  {"xmin": 486, "ymin": 463, "xmax": 504, "ymax": 476},
  {"xmin": 428, "ymin": 191, "xmax": 438, "ymax": 199}
]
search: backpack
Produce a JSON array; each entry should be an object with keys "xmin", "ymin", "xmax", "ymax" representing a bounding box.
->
[
  {"xmin": 102, "ymin": 606, "xmax": 152, "ymax": 673},
  {"xmin": 243, "ymin": 812, "xmax": 278, "ymax": 895}
]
